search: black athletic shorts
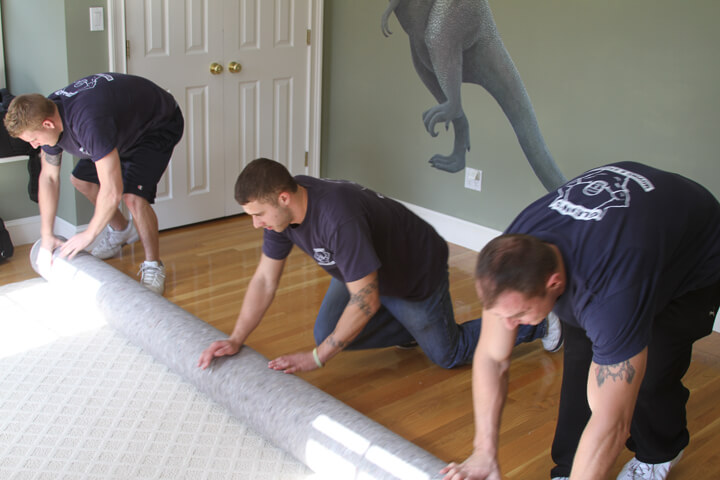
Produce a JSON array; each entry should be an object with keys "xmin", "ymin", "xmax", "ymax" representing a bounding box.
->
[{"xmin": 71, "ymin": 106, "xmax": 184, "ymax": 204}]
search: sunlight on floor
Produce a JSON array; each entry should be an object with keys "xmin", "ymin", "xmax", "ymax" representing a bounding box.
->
[
  {"xmin": 307, "ymin": 414, "xmax": 431, "ymax": 480},
  {"xmin": 0, "ymin": 277, "xmax": 106, "ymax": 360}
]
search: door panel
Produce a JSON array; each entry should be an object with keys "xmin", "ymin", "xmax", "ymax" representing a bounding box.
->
[
  {"xmin": 125, "ymin": 0, "xmax": 311, "ymax": 226},
  {"xmin": 222, "ymin": 0, "xmax": 309, "ymax": 215}
]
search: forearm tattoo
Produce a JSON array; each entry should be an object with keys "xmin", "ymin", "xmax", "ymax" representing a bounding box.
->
[
  {"xmin": 348, "ymin": 280, "xmax": 379, "ymax": 318},
  {"xmin": 326, "ymin": 334, "xmax": 349, "ymax": 349},
  {"xmin": 44, "ymin": 153, "xmax": 62, "ymax": 166},
  {"xmin": 595, "ymin": 360, "xmax": 636, "ymax": 387}
]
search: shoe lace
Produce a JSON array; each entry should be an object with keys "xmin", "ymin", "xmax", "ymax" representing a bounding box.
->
[
  {"xmin": 629, "ymin": 459, "xmax": 654, "ymax": 479},
  {"xmin": 139, "ymin": 264, "xmax": 165, "ymax": 286},
  {"xmin": 96, "ymin": 232, "xmax": 114, "ymax": 250}
]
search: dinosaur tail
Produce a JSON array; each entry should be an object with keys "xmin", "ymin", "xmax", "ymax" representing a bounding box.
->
[{"xmin": 477, "ymin": 38, "xmax": 567, "ymax": 192}]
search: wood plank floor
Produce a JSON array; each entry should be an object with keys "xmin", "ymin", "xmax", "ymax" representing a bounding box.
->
[{"xmin": 2, "ymin": 214, "xmax": 719, "ymax": 478}]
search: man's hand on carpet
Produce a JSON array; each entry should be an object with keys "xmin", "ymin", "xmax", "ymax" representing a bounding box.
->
[
  {"xmin": 37, "ymin": 236, "xmax": 63, "ymax": 276},
  {"xmin": 440, "ymin": 449, "xmax": 501, "ymax": 480},
  {"xmin": 268, "ymin": 351, "xmax": 318, "ymax": 374},
  {"xmin": 198, "ymin": 339, "xmax": 241, "ymax": 370},
  {"xmin": 59, "ymin": 231, "xmax": 95, "ymax": 260},
  {"xmin": 36, "ymin": 246, "xmax": 55, "ymax": 278}
]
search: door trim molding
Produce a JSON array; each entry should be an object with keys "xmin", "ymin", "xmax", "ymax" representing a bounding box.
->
[
  {"xmin": 107, "ymin": 0, "xmax": 127, "ymax": 74},
  {"xmin": 308, "ymin": 0, "xmax": 324, "ymax": 177},
  {"xmin": 106, "ymin": 0, "xmax": 323, "ymax": 176}
]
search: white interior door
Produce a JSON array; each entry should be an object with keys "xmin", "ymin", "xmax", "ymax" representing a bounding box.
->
[
  {"xmin": 222, "ymin": 0, "xmax": 310, "ymax": 216},
  {"xmin": 121, "ymin": 0, "xmax": 317, "ymax": 228}
]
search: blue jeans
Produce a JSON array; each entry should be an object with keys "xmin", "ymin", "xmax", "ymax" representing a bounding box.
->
[{"xmin": 314, "ymin": 274, "xmax": 546, "ymax": 369}]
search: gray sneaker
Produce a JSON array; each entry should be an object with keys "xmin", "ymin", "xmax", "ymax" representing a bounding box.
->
[
  {"xmin": 542, "ymin": 311, "xmax": 564, "ymax": 352},
  {"xmin": 92, "ymin": 219, "xmax": 139, "ymax": 259},
  {"xmin": 617, "ymin": 450, "xmax": 683, "ymax": 479},
  {"xmin": 138, "ymin": 260, "xmax": 166, "ymax": 295}
]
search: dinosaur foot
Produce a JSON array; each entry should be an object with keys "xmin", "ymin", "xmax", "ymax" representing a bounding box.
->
[{"xmin": 429, "ymin": 153, "xmax": 466, "ymax": 173}]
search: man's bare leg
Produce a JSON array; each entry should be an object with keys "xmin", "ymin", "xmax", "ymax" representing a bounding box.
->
[
  {"xmin": 123, "ymin": 193, "xmax": 160, "ymax": 262},
  {"xmin": 71, "ymin": 175, "xmax": 128, "ymax": 231}
]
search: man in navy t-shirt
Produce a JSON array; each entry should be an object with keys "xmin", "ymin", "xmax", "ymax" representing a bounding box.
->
[
  {"xmin": 442, "ymin": 162, "xmax": 720, "ymax": 480},
  {"xmin": 198, "ymin": 158, "xmax": 555, "ymax": 373},
  {"xmin": 4, "ymin": 73, "xmax": 184, "ymax": 295}
]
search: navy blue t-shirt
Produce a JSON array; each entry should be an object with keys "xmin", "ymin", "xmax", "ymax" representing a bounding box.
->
[
  {"xmin": 262, "ymin": 176, "xmax": 449, "ymax": 301},
  {"xmin": 506, "ymin": 162, "xmax": 720, "ymax": 365},
  {"xmin": 42, "ymin": 73, "xmax": 178, "ymax": 161}
]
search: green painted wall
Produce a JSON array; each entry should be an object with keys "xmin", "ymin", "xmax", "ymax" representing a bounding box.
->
[
  {"xmin": 2, "ymin": 1, "xmax": 718, "ymax": 233},
  {"xmin": 1, "ymin": 0, "xmax": 108, "ymax": 224},
  {"xmin": 322, "ymin": 0, "xmax": 720, "ymax": 231}
]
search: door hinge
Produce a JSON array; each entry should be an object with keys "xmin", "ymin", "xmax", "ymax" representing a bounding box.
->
[
  {"xmin": 304, "ymin": 151, "xmax": 309, "ymax": 167},
  {"xmin": 306, "ymin": 29, "xmax": 311, "ymax": 46},
  {"xmin": 126, "ymin": 40, "xmax": 130, "ymax": 59}
]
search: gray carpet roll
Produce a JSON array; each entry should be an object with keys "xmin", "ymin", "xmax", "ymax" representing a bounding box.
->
[{"xmin": 30, "ymin": 242, "xmax": 446, "ymax": 480}]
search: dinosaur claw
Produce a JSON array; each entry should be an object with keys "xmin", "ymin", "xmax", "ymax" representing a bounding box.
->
[{"xmin": 429, "ymin": 153, "xmax": 466, "ymax": 173}]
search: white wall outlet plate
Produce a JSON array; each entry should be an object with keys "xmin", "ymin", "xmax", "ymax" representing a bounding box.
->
[{"xmin": 464, "ymin": 167, "xmax": 482, "ymax": 192}]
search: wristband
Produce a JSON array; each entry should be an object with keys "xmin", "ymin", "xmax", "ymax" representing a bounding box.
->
[{"xmin": 312, "ymin": 347, "xmax": 324, "ymax": 368}]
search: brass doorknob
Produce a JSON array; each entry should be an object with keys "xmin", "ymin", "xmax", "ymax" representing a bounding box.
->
[
  {"xmin": 228, "ymin": 61, "xmax": 242, "ymax": 73},
  {"xmin": 210, "ymin": 62, "xmax": 223, "ymax": 75}
]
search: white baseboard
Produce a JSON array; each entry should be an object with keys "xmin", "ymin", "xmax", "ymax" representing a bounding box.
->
[
  {"xmin": 398, "ymin": 200, "xmax": 501, "ymax": 253},
  {"xmin": 5, "ymin": 216, "xmax": 89, "ymax": 247}
]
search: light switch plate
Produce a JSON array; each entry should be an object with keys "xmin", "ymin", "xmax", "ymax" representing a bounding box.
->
[{"xmin": 90, "ymin": 7, "xmax": 104, "ymax": 32}]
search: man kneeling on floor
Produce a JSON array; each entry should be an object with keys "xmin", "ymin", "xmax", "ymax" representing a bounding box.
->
[
  {"xmin": 198, "ymin": 158, "xmax": 562, "ymax": 373},
  {"xmin": 4, "ymin": 73, "xmax": 184, "ymax": 295}
]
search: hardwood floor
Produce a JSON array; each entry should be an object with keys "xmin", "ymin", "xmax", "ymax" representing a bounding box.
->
[{"xmin": 2, "ymin": 214, "xmax": 719, "ymax": 478}]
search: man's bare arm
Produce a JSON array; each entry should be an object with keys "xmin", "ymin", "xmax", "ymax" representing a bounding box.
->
[
  {"xmin": 198, "ymin": 254, "xmax": 286, "ymax": 369},
  {"xmin": 267, "ymin": 271, "xmax": 381, "ymax": 374},
  {"xmin": 38, "ymin": 151, "xmax": 63, "ymax": 249},
  {"xmin": 569, "ymin": 348, "xmax": 647, "ymax": 479},
  {"xmin": 316, "ymin": 272, "xmax": 380, "ymax": 363},
  {"xmin": 59, "ymin": 149, "xmax": 124, "ymax": 258},
  {"xmin": 44, "ymin": 152, "xmax": 62, "ymax": 166},
  {"xmin": 441, "ymin": 311, "xmax": 517, "ymax": 480}
]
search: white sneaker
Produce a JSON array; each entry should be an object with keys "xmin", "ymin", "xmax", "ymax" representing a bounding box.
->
[
  {"xmin": 92, "ymin": 219, "xmax": 139, "ymax": 259},
  {"xmin": 138, "ymin": 260, "xmax": 166, "ymax": 295},
  {"xmin": 552, "ymin": 477, "xmax": 569, "ymax": 480},
  {"xmin": 617, "ymin": 450, "xmax": 683, "ymax": 479},
  {"xmin": 542, "ymin": 311, "xmax": 564, "ymax": 352}
]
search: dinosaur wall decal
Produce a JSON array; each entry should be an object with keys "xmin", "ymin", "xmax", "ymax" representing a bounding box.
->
[{"xmin": 382, "ymin": 0, "xmax": 566, "ymax": 192}]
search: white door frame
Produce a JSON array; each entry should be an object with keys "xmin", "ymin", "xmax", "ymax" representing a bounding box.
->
[{"xmin": 106, "ymin": 0, "xmax": 323, "ymax": 178}]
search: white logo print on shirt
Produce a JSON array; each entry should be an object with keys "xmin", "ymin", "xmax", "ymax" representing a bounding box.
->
[
  {"xmin": 54, "ymin": 73, "xmax": 115, "ymax": 98},
  {"xmin": 549, "ymin": 165, "xmax": 655, "ymax": 221},
  {"xmin": 313, "ymin": 248, "xmax": 335, "ymax": 266}
]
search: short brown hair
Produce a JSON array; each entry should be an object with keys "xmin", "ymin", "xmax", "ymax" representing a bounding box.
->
[
  {"xmin": 3, "ymin": 94, "xmax": 57, "ymax": 138},
  {"xmin": 234, "ymin": 158, "xmax": 298, "ymax": 205},
  {"xmin": 475, "ymin": 234, "xmax": 558, "ymax": 308}
]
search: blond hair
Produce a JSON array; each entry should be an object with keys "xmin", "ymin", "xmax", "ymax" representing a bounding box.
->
[{"xmin": 3, "ymin": 94, "xmax": 57, "ymax": 138}]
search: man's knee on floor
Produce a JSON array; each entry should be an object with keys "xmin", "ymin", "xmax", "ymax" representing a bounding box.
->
[
  {"xmin": 426, "ymin": 349, "xmax": 466, "ymax": 369},
  {"xmin": 313, "ymin": 321, "xmax": 334, "ymax": 346}
]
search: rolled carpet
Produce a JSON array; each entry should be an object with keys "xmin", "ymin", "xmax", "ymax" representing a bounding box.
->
[{"xmin": 29, "ymin": 242, "xmax": 446, "ymax": 479}]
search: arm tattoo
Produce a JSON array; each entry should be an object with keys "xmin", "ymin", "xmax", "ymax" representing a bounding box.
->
[
  {"xmin": 44, "ymin": 153, "xmax": 62, "ymax": 166},
  {"xmin": 348, "ymin": 280, "xmax": 379, "ymax": 318},
  {"xmin": 326, "ymin": 334, "xmax": 348, "ymax": 349},
  {"xmin": 595, "ymin": 360, "xmax": 636, "ymax": 387}
]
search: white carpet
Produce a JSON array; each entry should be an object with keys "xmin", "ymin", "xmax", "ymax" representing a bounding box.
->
[{"xmin": 0, "ymin": 278, "xmax": 313, "ymax": 480}]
